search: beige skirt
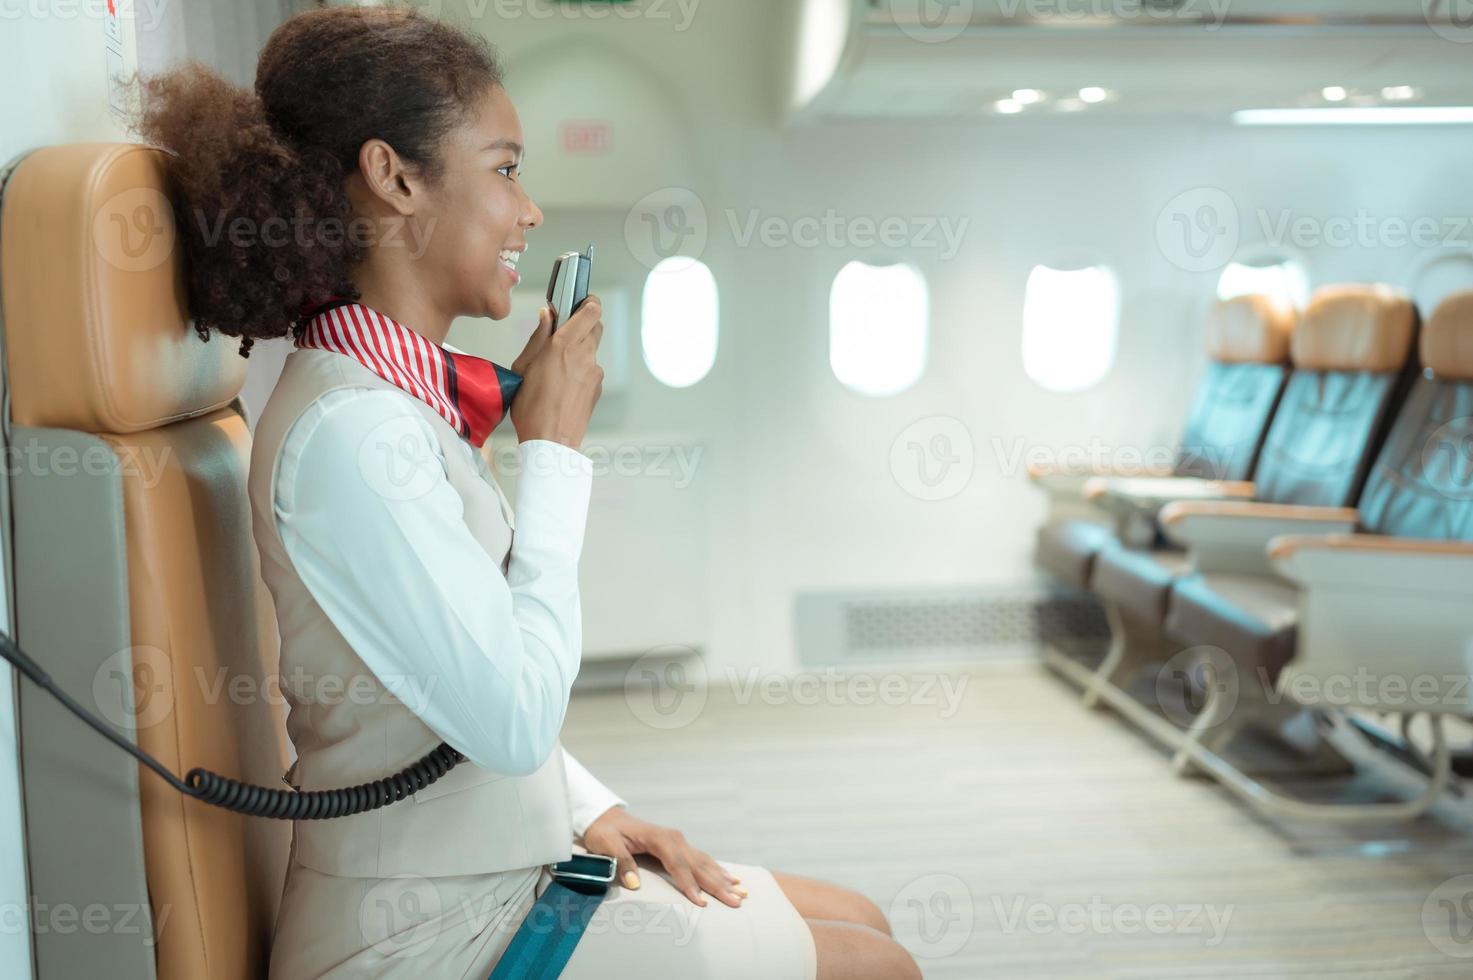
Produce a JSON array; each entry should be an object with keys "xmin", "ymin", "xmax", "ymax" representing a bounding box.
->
[{"xmin": 268, "ymin": 836, "xmax": 819, "ymax": 980}]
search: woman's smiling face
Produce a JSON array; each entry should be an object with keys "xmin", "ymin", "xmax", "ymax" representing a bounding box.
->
[{"xmin": 412, "ymin": 83, "xmax": 543, "ymax": 321}]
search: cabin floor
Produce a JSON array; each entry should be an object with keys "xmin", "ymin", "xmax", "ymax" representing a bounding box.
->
[{"xmin": 563, "ymin": 658, "xmax": 1473, "ymax": 979}]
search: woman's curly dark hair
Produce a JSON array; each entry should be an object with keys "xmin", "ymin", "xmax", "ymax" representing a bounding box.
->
[{"xmin": 135, "ymin": 6, "xmax": 503, "ymax": 358}]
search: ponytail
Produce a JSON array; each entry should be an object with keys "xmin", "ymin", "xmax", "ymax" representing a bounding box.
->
[
  {"xmin": 134, "ymin": 7, "xmax": 503, "ymax": 358},
  {"xmin": 137, "ymin": 61, "xmax": 357, "ymax": 359}
]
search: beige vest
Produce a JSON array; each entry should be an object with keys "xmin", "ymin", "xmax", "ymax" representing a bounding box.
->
[{"xmin": 248, "ymin": 346, "xmax": 573, "ymax": 878}]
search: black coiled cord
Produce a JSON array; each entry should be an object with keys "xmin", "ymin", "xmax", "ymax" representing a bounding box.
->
[
  {"xmin": 185, "ymin": 742, "xmax": 466, "ymax": 819},
  {"xmin": 2, "ymin": 628, "xmax": 467, "ymax": 820}
]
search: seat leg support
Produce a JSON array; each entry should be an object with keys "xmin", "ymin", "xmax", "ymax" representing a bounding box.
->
[{"xmin": 1081, "ymin": 603, "xmax": 1172, "ymax": 710}]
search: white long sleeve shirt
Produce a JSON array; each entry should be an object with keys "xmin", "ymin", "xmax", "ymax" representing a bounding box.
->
[{"xmin": 271, "ymin": 384, "xmax": 625, "ymax": 837}]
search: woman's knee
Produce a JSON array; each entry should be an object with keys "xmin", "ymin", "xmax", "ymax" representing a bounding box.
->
[
  {"xmin": 770, "ymin": 870, "xmax": 893, "ymax": 936},
  {"xmin": 806, "ymin": 918, "xmax": 921, "ymax": 980}
]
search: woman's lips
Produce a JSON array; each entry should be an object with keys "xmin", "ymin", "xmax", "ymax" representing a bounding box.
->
[{"xmin": 498, "ymin": 248, "xmax": 522, "ymax": 286}]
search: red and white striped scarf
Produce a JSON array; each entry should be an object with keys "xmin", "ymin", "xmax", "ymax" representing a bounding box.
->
[{"xmin": 295, "ymin": 300, "xmax": 521, "ymax": 448}]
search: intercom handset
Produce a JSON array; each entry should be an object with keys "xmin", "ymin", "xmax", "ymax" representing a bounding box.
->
[{"xmin": 546, "ymin": 243, "xmax": 593, "ymax": 333}]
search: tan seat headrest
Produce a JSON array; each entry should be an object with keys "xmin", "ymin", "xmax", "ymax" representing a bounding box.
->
[
  {"xmin": 1, "ymin": 143, "xmax": 245, "ymax": 434},
  {"xmin": 1205, "ymin": 294, "xmax": 1294, "ymax": 364},
  {"xmin": 1289, "ymin": 284, "xmax": 1417, "ymax": 374},
  {"xmin": 1422, "ymin": 290, "xmax": 1473, "ymax": 382}
]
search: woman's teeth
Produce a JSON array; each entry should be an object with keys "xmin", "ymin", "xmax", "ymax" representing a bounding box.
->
[{"xmin": 499, "ymin": 249, "xmax": 521, "ymax": 271}]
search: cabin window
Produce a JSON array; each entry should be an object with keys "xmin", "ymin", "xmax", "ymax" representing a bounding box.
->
[
  {"xmin": 829, "ymin": 260, "xmax": 928, "ymax": 396},
  {"xmin": 1216, "ymin": 256, "xmax": 1310, "ymax": 310},
  {"xmin": 641, "ymin": 257, "xmax": 719, "ymax": 388},
  {"xmin": 1021, "ymin": 263, "xmax": 1120, "ymax": 393}
]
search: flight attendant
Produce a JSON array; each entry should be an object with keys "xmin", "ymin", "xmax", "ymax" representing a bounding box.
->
[{"xmin": 136, "ymin": 7, "xmax": 919, "ymax": 979}]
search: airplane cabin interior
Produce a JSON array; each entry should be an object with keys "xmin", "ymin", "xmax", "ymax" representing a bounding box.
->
[{"xmin": 2, "ymin": 1, "xmax": 1473, "ymax": 978}]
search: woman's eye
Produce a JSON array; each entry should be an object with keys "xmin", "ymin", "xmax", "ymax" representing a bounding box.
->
[{"xmin": 497, "ymin": 164, "xmax": 518, "ymax": 180}]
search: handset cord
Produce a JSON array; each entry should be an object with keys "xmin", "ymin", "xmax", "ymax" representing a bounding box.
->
[{"xmin": 0, "ymin": 629, "xmax": 466, "ymax": 819}]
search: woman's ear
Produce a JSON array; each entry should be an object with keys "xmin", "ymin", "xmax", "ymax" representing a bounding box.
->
[{"xmin": 356, "ymin": 138, "xmax": 417, "ymax": 217}]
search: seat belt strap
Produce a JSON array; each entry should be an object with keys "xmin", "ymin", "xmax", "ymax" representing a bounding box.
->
[{"xmin": 488, "ymin": 859, "xmax": 614, "ymax": 980}]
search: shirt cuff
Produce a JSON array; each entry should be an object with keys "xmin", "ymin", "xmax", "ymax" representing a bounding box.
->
[
  {"xmin": 514, "ymin": 439, "xmax": 594, "ymax": 561},
  {"xmin": 563, "ymin": 747, "xmax": 628, "ymax": 839}
]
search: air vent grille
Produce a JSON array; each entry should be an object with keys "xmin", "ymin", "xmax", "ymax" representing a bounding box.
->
[{"xmin": 795, "ymin": 588, "xmax": 1107, "ymax": 666}]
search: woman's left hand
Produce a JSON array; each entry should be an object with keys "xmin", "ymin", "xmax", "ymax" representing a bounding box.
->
[{"xmin": 581, "ymin": 807, "xmax": 748, "ymax": 908}]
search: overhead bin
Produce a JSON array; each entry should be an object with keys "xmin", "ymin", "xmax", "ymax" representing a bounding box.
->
[{"xmin": 786, "ymin": 0, "xmax": 1473, "ymax": 123}]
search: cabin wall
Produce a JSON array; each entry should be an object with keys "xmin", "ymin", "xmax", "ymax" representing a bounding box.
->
[
  {"xmin": 436, "ymin": 1, "xmax": 1473, "ymax": 676},
  {"xmin": 706, "ymin": 119, "xmax": 1473, "ymax": 674},
  {"xmin": 0, "ymin": 9, "xmax": 138, "ymax": 976}
]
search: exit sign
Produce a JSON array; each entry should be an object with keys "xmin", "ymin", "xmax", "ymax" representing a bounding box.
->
[{"xmin": 560, "ymin": 121, "xmax": 613, "ymax": 155}]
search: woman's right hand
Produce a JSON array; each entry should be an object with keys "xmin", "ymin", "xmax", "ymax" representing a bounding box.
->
[{"xmin": 510, "ymin": 294, "xmax": 604, "ymax": 449}]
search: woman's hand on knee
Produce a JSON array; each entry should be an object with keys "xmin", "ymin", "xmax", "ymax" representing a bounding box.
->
[{"xmin": 581, "ymin": 807, "xmax": 747, "ymax": 908}]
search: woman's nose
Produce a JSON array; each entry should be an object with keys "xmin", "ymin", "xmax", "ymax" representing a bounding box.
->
[{"xmin": 521, "ymin": 188, "xmax": 543, "ymax": 229}]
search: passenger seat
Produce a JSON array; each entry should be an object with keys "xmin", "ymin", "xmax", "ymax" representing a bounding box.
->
[
  {"xmin": 1032, "ymin": 294, "xmax": 1293, "ymax": 589},
  {"xmin": 1, "ymin": 144, "xmax": 290, "ymax": 980},
  {"xmin": 1081, "ymin": 284, "xmax": 1417, "ymax": 696},
  {"xmin": 1161, "ymin": 289, "xmax": 1473, "ymax": 775}
]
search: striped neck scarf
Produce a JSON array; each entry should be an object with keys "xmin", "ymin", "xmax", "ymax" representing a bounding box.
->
[{"xmin": 295, "ymin": 300, "xmax": 522, "ymax": 448}]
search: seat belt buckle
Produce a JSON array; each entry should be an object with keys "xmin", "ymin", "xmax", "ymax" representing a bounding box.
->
[{"xmin": 549, "ymin": 854, "xmax": 618, "ymax": 895}]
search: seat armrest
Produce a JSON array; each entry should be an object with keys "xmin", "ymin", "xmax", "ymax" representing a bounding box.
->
[
  {"xmin": 1271, "ymin": 533, "xmax": 1473, "ymax": 591},
  {"xmin": 1158, "ymin": 501, "xmax": 1359, "ymax": 575},
  {"xmin": 1269, "ymin": 535, "xmax": 1473, "ymax": 713},
  {"xmin": 1083, "ymin": 476, "xmax": 1256, "ymax": 524},
  {"xmin": 1026, "ymin": 460, "xmax": 1173, "ymax": 501}
]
